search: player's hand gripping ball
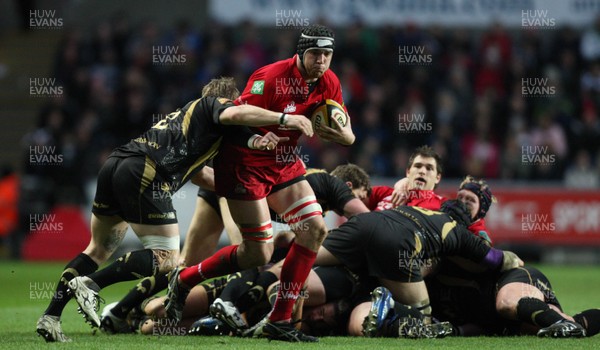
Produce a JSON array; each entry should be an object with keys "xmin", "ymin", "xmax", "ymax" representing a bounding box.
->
[{"xmin": 311, "ymin": 99, "xmax": 348, "ymax": 131}]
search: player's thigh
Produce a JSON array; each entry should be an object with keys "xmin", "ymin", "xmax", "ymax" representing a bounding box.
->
[
  {"xmin": 380, "ymin": 278, "xmax": 429, "ymax": 308},
  {"xmin": 181, "ymin": 196, "xmax": 225, "ymax": 265},
  {"xmin": 84, "ymin": 213, "xmax": 128, "ymax": 263},
  {"xmin": 315, "ymin": 246, "xmax": 341, "ymax": 265},
  {"xmin": 219, "ymin": 197, "xmax": 242, "ymax": 245},
  {"xmin": 227, "ymin": 197, "xmax": 272, "ymax": 224}
]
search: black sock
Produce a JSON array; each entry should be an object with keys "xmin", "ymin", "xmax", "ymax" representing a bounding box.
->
[
  {"xmin": 203, "ymin": 276, "xmax": 230, "ymax": 306},
  {"xmin": 236, "ymin": 271, "xmax": 278, "ymax": 313},
  {"xmin": 381, "ymin": 303, "xmax": 424, "ymax": 337},
  {"xmin": 111, "ymin": 272, "xmax": 169, "ymax": 319},
  {"xmin": 573, "ymin": 309, "xmax": 600, "ymax": 336},
  {"xmin": 516, "ymin": 297, "xmax": 564, "ymax": 327},
  {"xmin": 88, "ymin": 249, "xmax": 156, "ymax": 289},
  {"xmin": 45, "ymin": 253, "xmax": 98, "ymax": 317},
  {"xmin": 393, "ymin": 303, "xmax": 424, "ymax": 319},
  {"xmin": 219, "ymin": 268, "xmax": 259, "ymax": 302}
]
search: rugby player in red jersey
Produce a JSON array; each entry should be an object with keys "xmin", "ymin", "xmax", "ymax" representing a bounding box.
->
[{"xmin": 165, "ymin": 25, "xmax": 355, "ymax": 342}]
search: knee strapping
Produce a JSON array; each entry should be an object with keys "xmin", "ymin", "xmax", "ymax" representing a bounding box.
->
[
  {"xmin": 238, "ymin": 220, "xmax": 274, "ymax": 243},
  {"xmin": 280, "ymin": 195, "xmax": 322, "ymax": 230}
]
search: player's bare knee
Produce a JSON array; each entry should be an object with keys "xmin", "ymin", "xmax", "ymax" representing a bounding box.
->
[
  {"xmin": 495, "ymin": 287, "xmax": 519, "ymax": 318},
  {"xmin": 152, "ymin": 249, "xmax": 179, "ymax": 274},
  {"xmin": 495, "ymin": 297, "xmax": 515, "ymax": 318},
  {"xmin": 237, "ymin": 240, "xmax": 273, "ymax": 268},
  {"xmin": 83, "ymin": 243, "xmax": 113, "ymax": 263},
  {"xmin": 244, "ymin": 244, "xmax": 273, "ymax": 267},
  {"xmin": 310, "ymin": 221, "xmax": 329, "ymax": 244}
]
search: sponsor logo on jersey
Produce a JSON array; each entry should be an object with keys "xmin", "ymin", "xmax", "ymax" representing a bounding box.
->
[
  {"xmin": 148, "ymin": 212, "xmax": 176, "ymax": 219},
  {"xmin": 283, "ymin": 101, "xmax": 297, "ymax": 113},
  {"xmin": 250, "ymin": 80, "xmax": 265, "ymax": 95}
]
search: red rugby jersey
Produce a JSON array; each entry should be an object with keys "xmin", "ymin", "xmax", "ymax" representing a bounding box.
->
[
  {"xmin": 218, "ymin": 55, "xmax": 345, "ymax": 167},
  {"xmin": 368, "ymin": 186, "xmax": 394, "ymax": 211},
  {"xmin": 405, "ymin": 190, "xmax": 446, "ymax": 211}
]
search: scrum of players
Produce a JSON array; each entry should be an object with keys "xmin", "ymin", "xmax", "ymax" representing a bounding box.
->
[{"xmin": 36, "ymin": 24, "xmax": 599, "ymax": 343}]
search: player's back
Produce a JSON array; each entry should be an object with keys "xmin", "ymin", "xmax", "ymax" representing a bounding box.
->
[{"xmin": 112, "ymin": 97, "xmax": 230, "ymax": 188}]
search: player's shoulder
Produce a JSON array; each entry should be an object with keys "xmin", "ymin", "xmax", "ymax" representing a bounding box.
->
[
  {"xmin": 254, "ymin": 56, "xmax": 296, "ymax": 82},
  {"xmin": 372, "ymin": 185, "xmax": 394, "ymax": 197},
  {"xmin": 322, "ymin": 68, "xmax": 341, "ymax": 85},
  {"xmin": 193, "ymin": 96, "xmax": 233, "ymax": 110},
  {"xmin": 305, "ymin": 169, "xmax": 332, "ymax": 186}
]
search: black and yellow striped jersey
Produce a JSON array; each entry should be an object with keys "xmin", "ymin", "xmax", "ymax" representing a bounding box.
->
[{"xmin": 112, "ymin": 97, "xmax": 241, "ymax": 190}]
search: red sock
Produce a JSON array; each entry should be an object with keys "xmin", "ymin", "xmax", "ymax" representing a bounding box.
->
[
  {"xmin": 179, "ymin": 245, "xmax": 239, "ymax": 287},
  {"xmin": 269, "ymin": 243, "xmax": 316, "ymax": 323}
]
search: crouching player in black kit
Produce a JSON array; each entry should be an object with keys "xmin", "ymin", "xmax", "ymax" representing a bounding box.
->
[{"xmin": 315, "ymin": 200, "xmax": 523, "ymax": 332}]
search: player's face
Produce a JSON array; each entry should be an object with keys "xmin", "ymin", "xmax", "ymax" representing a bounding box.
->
[
  {"xmin": 351, "ymin": 185, "xmax": 369, "ymax": 202},
  {"xmin": 303, "ymin": 49, "xmax": 332, "ymax": 80},
  {"xmin": 406, "ymin": 155, "xmax": 441, "ymax": 190},
  {"xmin": 457, "ymin": 189, "xmax": 479, "ymax": 220}
]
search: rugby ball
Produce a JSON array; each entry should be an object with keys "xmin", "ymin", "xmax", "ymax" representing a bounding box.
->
[{"xmin": 311, "ymin": 99, "xmax": 348, "ymax": 131}]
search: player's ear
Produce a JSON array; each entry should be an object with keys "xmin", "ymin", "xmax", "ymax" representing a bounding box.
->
[
  {"xmin": 345, "ymin": 181, "xmax": 353, "ymax": 189},
  {"xmin": 434, "ymin": 173, "xmax": 441, "ymax": 185}
]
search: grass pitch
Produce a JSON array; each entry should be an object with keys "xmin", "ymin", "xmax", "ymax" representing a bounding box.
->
[{"xmin": 1, "ymin": 261, "xmax": 599, "ymax": 349}]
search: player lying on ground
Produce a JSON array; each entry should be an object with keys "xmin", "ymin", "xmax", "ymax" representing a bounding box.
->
[{"xmin": 35, "ymin": 77, "xmax": 312, "ymax": 342}]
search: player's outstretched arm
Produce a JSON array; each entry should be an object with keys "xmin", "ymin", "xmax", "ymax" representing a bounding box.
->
[{"xmin": 219, "ymin": 105, "xmax": 313, "ymax": 136}]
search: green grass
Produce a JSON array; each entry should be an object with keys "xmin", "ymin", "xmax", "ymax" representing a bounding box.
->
[{"xmin": 1, "ymin": 262, "xmax": 599, "ymax": 349}]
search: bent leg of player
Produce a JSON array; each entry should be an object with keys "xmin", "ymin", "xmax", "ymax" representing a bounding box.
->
[
  {"xmin": 495, "ymin": 267, "xmax": 585, "ymax": 338},
  {"xmin": 180, "ymin": 195, "xmax": 227, "ymax": 266},
  {"xmin": 72, "ymin": 222, "xmax": 179, "ymax": 329},
  {"xmin": 255, "ymin": 180, "xmax": 326, "ymax": 342},
  {"xmin": 359, "ymin": 285, "xmax": 441, "ymax": 338},
  {"xmin": 36, "ymin": 214, "xmax": 125, "ymax": 341},
  {"xmin": 380, "ymin": 279, "xmax": 432, "ymax": 322},
  {"xmin": 104, "ymin": 195, "xmax": 227, "ymax": 333},
  {"xmin": 166, "ymin": 199, "xmax": 273, "ymax": 321}
]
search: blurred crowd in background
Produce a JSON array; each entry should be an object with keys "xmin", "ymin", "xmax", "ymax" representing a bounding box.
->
[{"xmin": 4, "ymin": 15, "xmax": 600, "ymax": 244}]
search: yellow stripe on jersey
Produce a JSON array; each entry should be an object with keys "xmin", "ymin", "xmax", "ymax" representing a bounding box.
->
[
  {"xmin": 182, "ymin": 98, "xmax": 201, "ymax": 139},
  {"xmin": 412, "ymin": 206, "xmax": 443, "ymax": 216},
  {"xmin": 441, "ymin": 221, "xmax": 457, "ymax": 241},
  {"xmin": 181, "ymin": 136, "xmax": 223, "ymax": 184},
  {"xmin": 140, "ymin": 156, "xmax": 157, "ymax": 194},
  {"xmin": 304, "ymin": 168, "xmax": 327, "ymax": 176}
]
